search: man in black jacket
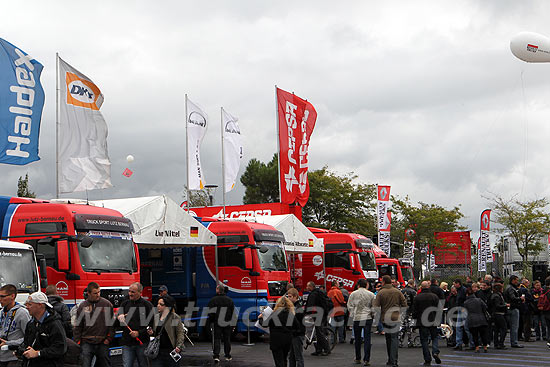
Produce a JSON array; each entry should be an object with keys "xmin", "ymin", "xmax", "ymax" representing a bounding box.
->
[
  {"xmin": 207, "ymin": 285, "xmax": 235, "ymax": 363},
  {"xmin": 116, "ymin": 282, "xmax": 154, "ymax": 367},
  {"xmin": 45, "ymin": 285, "xmax": 73, "ymax": 338},
  {"xmin": 20, "ymin": 292, "xmax": 67, "ymax": 367},
  {"xmin": 287, "ymin": 288, "xmax": 305, "ymax": 367},
  {"xmin": 429, "ymin": 279, "xmax": 445, "ymax": 301},
  {"xmin": 504, "ymin": 275, "xmax": 524, "ymax": 348},
  {"xmin": 413, "ymin": 281, "xmax": 442, "ymax": 366},
  {"xmin": 305, "ymin": 281, "xmax": 330, "ymax": 356}
]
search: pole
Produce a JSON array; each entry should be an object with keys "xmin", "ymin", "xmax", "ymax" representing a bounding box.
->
[
  {"xmin": 275, "ymin": 85, "xmax": 282, "ymax": 203},
  {"xmin": 221, "ymin": 107, "xmax": 227, "ymax": 219},
  {"xmin": 55, "ymin": 53, "xmax": 60, "ymax": 199},
  {"xmin": 185, "ymin": 94, "xmax": 190, "ymax": 213}
]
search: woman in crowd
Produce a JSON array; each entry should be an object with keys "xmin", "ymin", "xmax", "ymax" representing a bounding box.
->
[
  {"xmin": 148, "ymin": 295, "xmax": 184, "ymax": 366},
  {"xmin": 464, "ymin": 287, "xmax": 489, "ymax": 353},
  {"xmin": 260, "ymin": 295, "xmax": 299, "ymax": 367}
]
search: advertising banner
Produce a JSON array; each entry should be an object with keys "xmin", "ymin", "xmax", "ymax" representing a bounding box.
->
[
  {"xmin": 186, "ymin": 97, "xmax": 208, "ymax": 190},
  {"xmin": 377, "ymin": 185, "xmax": 391, "ymax": 256},
  {"xmin": 0, "ymin": 38, "xmax": 44, "ymax": 165},
  {"xmin": 222, "ymin": 108, "xmax": 242, "ymax": 193},
  {"xmin": 276, "ymin": 87, "xmax": 317, "ymax": 206}
]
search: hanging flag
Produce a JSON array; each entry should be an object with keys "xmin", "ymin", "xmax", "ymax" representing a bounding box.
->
[
  {"xmin": 276, "ymin": 87, "xmax": 317, "ymax": 206},
  {"xmin": 222, "ymin": 108, "xmax": 242, "ymax": 193},
  {"xmin": 58, "ymin": 56, "xmax": 112, "ymax": 193},
  {"xmin": 377, "ymin": 185, "xmax": 391, "ymax": 256},
  {"xmin": 403, "ymin": 226, "xmax": 416, "ymax": 265},
  {"xmin": 186, "ymin": 97, "xmax": 207, "ymax": 190},
  {"xmin": 0, "ymin": 38, "xmax": 45, "ymax": 165},
  {"xmin": 479, "ymin": 209, "xmax": 491, "ymax": 270}
]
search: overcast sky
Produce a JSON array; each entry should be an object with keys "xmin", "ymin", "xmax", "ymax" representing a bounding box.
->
[{"xmin": 2, "ymin": 1, "xmax": 550, "ymax": 242}]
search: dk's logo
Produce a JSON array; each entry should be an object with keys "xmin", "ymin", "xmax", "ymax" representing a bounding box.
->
[{"xmin": 65, "ymin": 72, "xmax": 101, "ymax": 110}]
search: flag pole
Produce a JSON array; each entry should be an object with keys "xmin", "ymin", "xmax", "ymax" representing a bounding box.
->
[
  {"xmin": 185, "ymin": 94, "xmax": 190, "ymax": 213},
  {"xmin": 221, "ymin": 107, "xmax": 226, "ymax": 218},
  {"xmin": 55, "ymin": 53, "xmax": 60, "ymax": 199},
  {"xmin": 275, "ymin": 85, "xmax": 282, "ymax": 203}
]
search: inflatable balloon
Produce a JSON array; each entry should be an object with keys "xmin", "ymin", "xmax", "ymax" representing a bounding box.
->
[
  {"xmin": 126, "ymin": 155, "xmax": 134, "ymax": 163},
  {"xmin": 510, "ymin": 31, "xmax": 550, "ymax": 63}
]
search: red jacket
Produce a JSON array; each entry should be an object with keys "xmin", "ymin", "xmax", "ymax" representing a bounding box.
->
[{"xmin": 327, "ymin": 286, "xmax": 346, "ymax": 317}]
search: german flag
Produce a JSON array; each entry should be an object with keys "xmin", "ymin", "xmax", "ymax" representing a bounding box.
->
[{"xmin": 190, "ymin": 226, "xmax": 199, "ymax": 238}]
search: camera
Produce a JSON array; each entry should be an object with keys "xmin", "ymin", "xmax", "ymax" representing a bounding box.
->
[{"xmin": 10, "ymin": 344, "xmax": 27, "ymax": 359}]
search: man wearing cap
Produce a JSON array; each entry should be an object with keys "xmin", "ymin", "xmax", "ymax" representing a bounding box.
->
[
  {"xmin": 0, "ymin": 284, "xmax": 31, "ymax": 367},
  {"xmin": 158, "ymin": 285, "xmax": 176, "ymax": 311},
  {"xmin": 20, "ymin": 292, "xmax": 67, "ymax": 367}
]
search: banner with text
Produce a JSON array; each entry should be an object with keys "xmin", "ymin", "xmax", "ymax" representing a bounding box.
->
[
  {"xmin": 186, "ymin": 97, "xmax": 208, "ymax": 190},
  {"xmin": 276, "ymin": 87, "xmax": 317, "ymax": 206},
  {"xmin": 222, "ymin": 108, "xmax": 242, "ymax": 193},
  {"xmin": 479, "ymin": 209, "xmax": 491, "ymax": 271},
  {"xmin": 0, "ymin": 38, "xmax": 44, "ymax": 165},
  {"xmin": 377, "ymin": 185, "xmax": 391, "ymax": 256}
]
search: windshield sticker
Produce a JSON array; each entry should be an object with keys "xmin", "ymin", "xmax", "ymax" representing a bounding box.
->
[{"xmin": 87, "ymin": 231, "xmax": 132, "ymax": 240}]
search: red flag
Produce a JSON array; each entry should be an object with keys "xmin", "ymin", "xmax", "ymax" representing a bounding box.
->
[
  {"xmin": 277, "ymin": 87, "xmax": 317, "ymax": 206},
  {"xmin": 122, "ymin": 168, "xmax": 133, "ymax": 177},
  {"xmin": 480, "ymin": 209, "xmax": 491, "ymax": 231}
]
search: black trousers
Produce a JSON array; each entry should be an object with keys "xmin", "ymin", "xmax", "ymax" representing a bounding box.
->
[
  {"xmin": 493, "ymin": 314, "xmax": 507, "ymax": 347},
  {"xmin": 469, "ymin": 326, "xmax": 489, "ymax": 347},
  {"xmin": 271, "ymin": 343, "xmax": 291, "ymax": 367},
  {"xmin": 213, "ymin": 325, "xmax": 232, "ymax": 358},
  {"xmin": 522, "ymin": 312, "xmax": 533, "ymax": 340}
]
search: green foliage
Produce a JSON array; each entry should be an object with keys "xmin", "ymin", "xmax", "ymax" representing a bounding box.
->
[
  {"xmin": 240, "ymin": 154, "xmax": 279, "ymax": 204},
  {"xmin": 17, "ymin": 174, "xmax": 36, "ymax": 198},
  {"xmin": 489, "ymin": 195, "xmax": 550, "ymax": 273},
  {"xmin": 302, "ymin": 167, "xmax": 376, "ymax": 234}
]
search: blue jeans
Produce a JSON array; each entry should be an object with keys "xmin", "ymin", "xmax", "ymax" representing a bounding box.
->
[
  {"xmin": 419, "ymin": 326, "xmax": 439, "ymax": 363},
  {"xmin": 331, "ymin": 315, "xmax": 346, "ymax": 342},
  {"xmin": 383, "ymin": 323, "xmax": 399, "ymax": 366},
  {"xmin": 288, "ymin": 335, "xmax": 304, "ymax": 367},
  {"xmin": 455, "ymin": 310, "xmax": 474, "ymax": 347},
  {"xmin": 122, "ymin": 345, "xmax": 148, "ymax": 367},
  {"xmin": 81, "ymin": 342, "xmax": 111, "ymax": 367},
  {"xmin": 505, "ymin": 308, "xmax": 520, "ymax": 346},
  {"xmin": 533, "ymin": 313, "xmax": 547, "ymax": 339},
  {"xmin": 353, "ymin": 319, "xmax": 373, "ymax": 362}
]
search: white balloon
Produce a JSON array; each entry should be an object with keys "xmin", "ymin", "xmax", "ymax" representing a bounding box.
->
[
  {"xmin": 510, "ymin": 31, "xmax": 550, "ymax": 63},
  {"xmin": 126, "ymin": 155, "xmax": 134, "ymax": 163}
]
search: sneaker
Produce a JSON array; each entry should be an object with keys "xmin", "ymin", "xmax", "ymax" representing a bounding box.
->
[
  {"xmin": 354, "ymin": 360, "xmax": 362, "ymax": 364},
  {"xmin": 225, "ymin": 356, "xmax": 232, "ymax": 361},
  {"xmin": 433, "ymin": 354, "xmax": 441, "ymax": 364},
  {"xmin": 214, "ymin": 358, "xmax": 220, "ymax": 363},
  {"xmin": 423, "ymin": 362, "xmax": 431, "ymax": 366},
  {"xmin": 363, "ymin": 362, "xmax": 370, "ymax": 366}
]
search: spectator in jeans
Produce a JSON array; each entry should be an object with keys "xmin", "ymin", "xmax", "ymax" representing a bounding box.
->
[
  {"xmin": 531, "ymin": 280, "xmax": 547, "ymax": 341},
  {"xmin": 0, "ymin": 284, "xmax": 31, "ymax": 367},
  {"xmin": 116, "ymin": 283, "xmax": 154, "ymax": 367},
  {"xmin": 73, "ymin": 282, "xmax": 114, "ymax": 367},
  {"xmin": 286, "ymin": 288, "xmax": 305, "ymax": 367},
  {"xmin": 327, "ymin": 280, "xmax": 346, "ymax": 343},
  {"xmin": 305, "ymin": 281, "xmax": 330, "ymax": 356},
  {"xmin": 413, "ymin": 281, "xmax": 442, "ymax": 366},
  {"xmin": 504, "ymin": 275, "xmax": 524, "ymax": 348},
  {"xmin": 347, "ymin": 279, "xmax": 375, "ymax": 366},
  {"xmin": 373, "ymin": 275, "xmax": 407, "ymax": 367}
]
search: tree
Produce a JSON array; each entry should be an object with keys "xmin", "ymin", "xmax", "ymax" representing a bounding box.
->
[
  {"xmin": 489, "ymin": 195, "xmax": 550, "ymax": 274},
  {"xmin": 303, "ymin": 167, "xmax": 376, "ymax": 234},
  {"xmin": 240, "ymin": 154, "xmax": 279, "ymax": 204},
  {"xmin": 17, "ymin": 174, "xmax": 36, "ymax": 198}
]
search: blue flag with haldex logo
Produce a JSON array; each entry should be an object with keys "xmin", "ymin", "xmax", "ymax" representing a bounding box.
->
[{"xmin": 0, "ymin": 38, "xmax": 44, "ymax": 165}]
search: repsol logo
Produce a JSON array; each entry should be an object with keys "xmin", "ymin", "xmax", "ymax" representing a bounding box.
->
[{"xmin": 69, "ymin": 80, "xmax": 95, "ymax": 103}]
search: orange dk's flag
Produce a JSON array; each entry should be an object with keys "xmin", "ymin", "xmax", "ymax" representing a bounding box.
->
[{"xmin": 276, "ymin": 87, "xmax": 317, "ymax": 206}]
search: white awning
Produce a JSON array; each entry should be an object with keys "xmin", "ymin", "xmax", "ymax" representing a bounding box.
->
[
  {"xmin": 91, "ymin": 195, "xmax": 216, "ymax": 248},
  {"xmin": 235, "ymin": 214, "xmax": 323, "ymax": 253}
]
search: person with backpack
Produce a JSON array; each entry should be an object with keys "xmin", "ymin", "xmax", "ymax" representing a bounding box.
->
[
  {"xmin": 327, "ymin": 280, "xmax": 346, "ymax": 343},
  {"xmin": 531, "ymin": 280, "xmax": 547, "ymax": 341},
  {"xmin": 305, "ymin": 281, "xmax": 330, "ymax": 356},
  {"xmin": 0, "ymin": 284, "xmax": 31, "ymax": 367}
]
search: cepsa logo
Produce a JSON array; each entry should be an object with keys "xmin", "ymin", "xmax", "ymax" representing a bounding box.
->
[{"xmin": 66, "ymin": 72, "xmax": 101, "ymax": 110}]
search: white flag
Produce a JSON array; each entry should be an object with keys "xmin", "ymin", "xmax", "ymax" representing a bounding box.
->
[
  {"xmin": 186, "ymin": 97, "xmax": 207, "ymax": 190},
  {"xmin": 58, "ymin": 56, "xmax": 112, "ymax": 193},
  {"xmin": 222, "ymin": 108, "xmax": 242, "ymax": 193}
]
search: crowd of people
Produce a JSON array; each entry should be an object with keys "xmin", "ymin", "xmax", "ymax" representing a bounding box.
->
[{"xmin": 1, "ymin": 274, "xmax": 549, "ymax": 367}]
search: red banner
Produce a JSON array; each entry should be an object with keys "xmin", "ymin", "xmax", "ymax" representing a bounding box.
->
[
  {"xmin": 433, "ymin": 231, "xmax": 472, "ymax": 265},
  {"xmin": 480, "ymin": 209, "xmax": 491, "ymax": 231},
  {"xmin": 187, "ymin": 202, "xmax": 302, "ymax": 221},
  {"xmin": 277, "ymin": 87, "xmax": 317, "ymax": 206}
]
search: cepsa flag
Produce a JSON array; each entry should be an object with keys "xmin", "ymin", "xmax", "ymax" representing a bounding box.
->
[
  {"xmin": 277, "ymin": 87, "xmax": 317, "ymax": 206},
  {"xmin": 0, "ymin": 38, "xmax": 45, "ymax": 165}
]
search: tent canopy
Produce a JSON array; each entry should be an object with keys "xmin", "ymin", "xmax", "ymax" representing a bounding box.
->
[
  {"xmin": 235, "ymin": 214, "xmax": 323, "ymax": 253},
  {"xmin": 91, "ymin": 195, "xmax": 216, "ymax": 248}
]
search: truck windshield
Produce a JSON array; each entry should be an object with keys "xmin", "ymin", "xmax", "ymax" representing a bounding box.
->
[
  {"xmin": 0, "ymin": 249, "xmax": 38, "ymax": 293},
  {"xmin": 257, "ymin": 242, "xmax": 287, "ymax": 271},
  {"xmin": 78, "ymin": 231, "xmax": 137, "ymax": 273},
  {"xmin": 401, "ymin": 266, "xmax": 414, "ymax": 281},
  {"xmin": 378, "ymin": 264, "xmax": 397, "ymax": 277},
  {"xmin": 358, "ymin": 252, "xmax": 377, "ymax": 271}
]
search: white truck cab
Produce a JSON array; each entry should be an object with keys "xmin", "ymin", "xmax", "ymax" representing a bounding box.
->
[{"xmin": 0, "ymin": 240, "xmax": 42, "ymax": 305}]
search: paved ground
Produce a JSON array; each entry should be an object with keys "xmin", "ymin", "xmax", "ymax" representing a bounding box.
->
[{"xmin": 157, "ymin": 334, "xmax": 550, "ymax": 367}]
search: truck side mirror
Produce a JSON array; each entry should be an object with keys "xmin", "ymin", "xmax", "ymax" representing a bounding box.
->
[
  {"xmin": 56, "ymin": 240, "xmax": 70, "ymax": 272},
  {"xmin": 244, "ymin": 248, "xmax": 253, "ymax": 269},
  {"xmin": 77, "ymin": 234, "xmax": 93, "ymax": 248},
  {"xmin": 39, "ymin": 257, "xmax": 48, "ymax": 280}
]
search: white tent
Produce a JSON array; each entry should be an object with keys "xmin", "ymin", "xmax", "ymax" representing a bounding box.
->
[
  {"xmin": 237, "ymin": 214, "xmax": 323, "ymax": 253},
  {"xmin": 91, "ymin": 195, "xmax": 216, "ymax": 248}
]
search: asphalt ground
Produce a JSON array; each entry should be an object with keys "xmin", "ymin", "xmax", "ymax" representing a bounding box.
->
[{"xmin": 137, "ymin": 332, "xmax": 550, "ymax": 367}]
